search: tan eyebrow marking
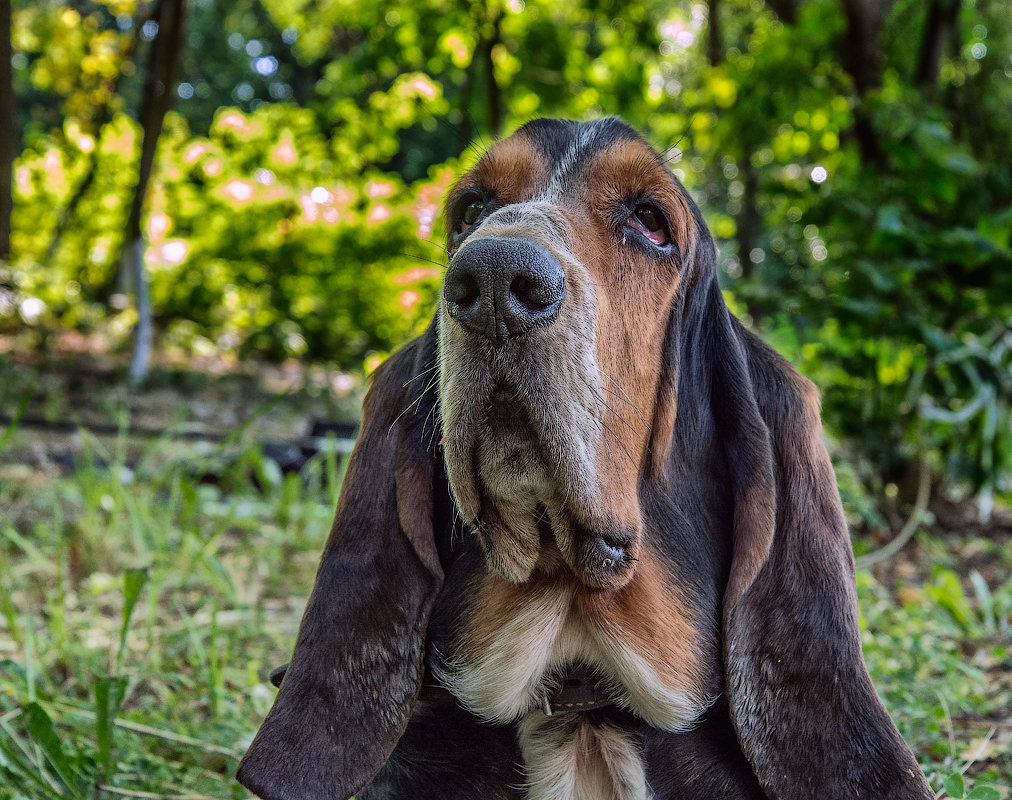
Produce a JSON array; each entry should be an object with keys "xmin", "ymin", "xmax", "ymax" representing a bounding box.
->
[
  {"xmin": 586, "ymin": 140, "xmax": 696, "ymax": 256},
  {"xmin": 445, "ymin": 135, "xmax": 550, "ymax": 238}
]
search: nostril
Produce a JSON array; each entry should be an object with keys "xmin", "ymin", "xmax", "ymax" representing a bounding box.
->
[
  {"xmin": 509, "ymin": 275, "xmax": 541, "ymax": 309},
  {"xmin": 509, "ymin": 267, "xmax": 563, "ymax": 316},
  {"xmin": 445, "ymin": 271, "xmax": 480, "ymax": 307}
]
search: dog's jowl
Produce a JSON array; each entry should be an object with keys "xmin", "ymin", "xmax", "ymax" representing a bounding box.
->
[{"xmin": 237, "ymin": 118, "xmax": 933, "ymax": 800}]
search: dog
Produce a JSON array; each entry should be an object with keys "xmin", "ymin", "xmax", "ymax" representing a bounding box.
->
[{"xmin": 236, "ymin": 118, "xmax": 933, "ymax": 800}]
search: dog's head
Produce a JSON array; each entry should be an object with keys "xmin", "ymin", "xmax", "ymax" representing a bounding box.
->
[{"xmin": 438, "ymin": 118, "xmax": 699, "ymax": 589}]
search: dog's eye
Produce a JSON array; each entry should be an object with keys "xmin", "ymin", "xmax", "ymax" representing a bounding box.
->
[
  {"xmin": 461, "ymin": 199, "xmax": 485, "ymax": 230},
  {"xmin": 635, "ymin": 206, "xmax": 661, "ymax": 231},
  {"xmin": 624, "ymin": 204, "xmax": 669, "ymax": 247}
]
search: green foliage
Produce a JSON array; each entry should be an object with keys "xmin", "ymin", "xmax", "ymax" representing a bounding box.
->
[
  {"xmin": 773, "ymin": 93, "xmax": 1012, "ymax": 504},
  {"xmin": 9, "ymin": 100, "xmax": 448, "ymax": 363},
  {"xmin": 0, "ymin": 407, "xmax": 343, "ymax": 799},
  {"xmin": 856, "ymin": 556, "xmax": 1012, "ymax": 797},
  {"xmin": 149, "ymin": 99, "xmax": 448, "ymax": 362},
  {"xmin": 3, "ymin": 0, "xmax": 1010, "ymax": 508},
  {"xmin": 659, "ymin": 0, "xmax": 1012, "ymax": 508},
  {"xmin": 11, "ymin": 0, "xmax": 135, "ymax": 133},
  {"xmin": 941, "ymin": 769, "xmax": 1005, "ymax": 800}
]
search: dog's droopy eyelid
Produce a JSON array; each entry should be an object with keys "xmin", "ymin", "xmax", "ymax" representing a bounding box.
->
[
  {"xmin": 454, "ymin": 190, "xmax": 493, "ymax": 234},
  {"xmin": 619, "ymin": 199, "xmax": 671, "ymax": 249}
]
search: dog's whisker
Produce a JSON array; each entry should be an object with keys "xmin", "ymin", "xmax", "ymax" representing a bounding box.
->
[
  {"xmin": 396, "ymin": 250, "xmax": 448, "ymax": 268},
  {"xmin": 388, "ymin": 372, "xmax": 441, "ymax": 436},
  {"xmin": 585, "ymin": 239, "xmax": 623, "ymax": 265},
  {"xmin": 578, "ymin": 376, "xmax": 646, "ymax": 440},
  {"xmin": 595, "ymin": 415, "xmax": 636, "ymax": 468},
  {"xmin": 402, "ymin": 362, "xmax": 439, "ymax": 389},
  {"xmin": 592, "ymin": 372, "xmax": 650, "ymax": 431}
]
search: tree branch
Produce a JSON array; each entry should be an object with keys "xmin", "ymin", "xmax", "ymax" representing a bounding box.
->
[
  {"xmin": 854, "ymin": 455, "xmax": 932, "ymax": 569},
  {"xmin": 0, "ymin": 0, "xmax": 14, "ymax": 262},
  {"xmin": 120, "ymin": 0, "xmax": 188, "ymax": 384},
  {"xmin": 44, "ymin": 6, "xmax": 150, "ymax": 268}
]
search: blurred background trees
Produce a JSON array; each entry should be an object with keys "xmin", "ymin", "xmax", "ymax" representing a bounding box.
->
[{"xmin": 1, "ymin": 0, "xmax": 1009, "ymax": 525}]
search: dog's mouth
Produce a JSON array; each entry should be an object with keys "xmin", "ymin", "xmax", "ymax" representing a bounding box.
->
[
  {"xmin": 471, "ymin": 378, "xmax": 554, "ymax": 503},
  {"xmin": 485, "ymin": 382, "xmax": 531, "ymax": 433},
  {"xmin": 439, "ymin": 358, "xmax": 639, "ymax": 589}
]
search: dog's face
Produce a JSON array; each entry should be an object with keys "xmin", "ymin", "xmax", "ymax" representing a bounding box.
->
[{"xmin": 437, "ymin": 118, "xmax": 698, "ymax": 590}]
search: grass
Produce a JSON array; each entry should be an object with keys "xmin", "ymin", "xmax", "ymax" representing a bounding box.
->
[
  {"xmin": 0, "ymin": 406, "xmax": 344, "ymax": 799},
  {"xmin": 0, "ymin": 377, "xmax": 1009, "ymax": 799}
]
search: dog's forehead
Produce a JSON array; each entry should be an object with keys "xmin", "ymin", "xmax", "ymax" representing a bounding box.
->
[
  {"xmin": 463, "ymin": 117, "xmax": 666, "ymax": 199},
  {"xmin": 515, "ymin": 117, "xmax": 648, "ymax": 166}
]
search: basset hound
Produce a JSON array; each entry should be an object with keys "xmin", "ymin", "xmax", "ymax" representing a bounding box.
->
[{"xmin": 237, "ymin": 118, "xmax": 933, "ymax": 800}]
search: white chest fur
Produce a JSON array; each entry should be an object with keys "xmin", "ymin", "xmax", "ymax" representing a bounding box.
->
[
  {"xmin": 436, "ymin": 567, "xmax": 709, "ymax": 729},
  {"xmin": 434, "ymin": 568, "xmax": 711, "ymax": 800}
]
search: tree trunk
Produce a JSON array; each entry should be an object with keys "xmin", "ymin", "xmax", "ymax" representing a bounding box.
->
[
  {"xmin": 840, "ymin": 0, "xmax": 883, "ymax": 94},
  {"xmin": 458, "ymin": 43, "xmax": 476, "ymax": 150},
  {"xmin": 478, "ymin": 7, "xmax": 503, "ymax": 137},
  {"xmin": 763, "ymin": 0, "xmax": 799, "ymax": 25},
  {"xmin": 121, "ymin": 0, "xmax": 187, "ymax": 384},
  {"xmin": 0, "ymin": 0, "xmax": 14, "ymax": 262},
  {"xmin": 736, "ymin": 151, "xmax": 760, "ymax": 284},
  {"xmin": 915, "ymin": 0, "xmax": 961, "ymax": 90},
  {"xmin": 839, "ymin": 0, "xmax": 885, "ymax": 164},
  {"xmin": 707, "ymin": 0, "xmax": 722, "ymax": 66}
]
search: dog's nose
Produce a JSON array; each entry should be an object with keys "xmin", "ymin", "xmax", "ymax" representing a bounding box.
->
[{"xmin": 443, "ymin": 237, "xmax": 565, "ymax": 347}]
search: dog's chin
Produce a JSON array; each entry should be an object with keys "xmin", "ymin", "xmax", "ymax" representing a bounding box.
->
[
  {"xmin": 441, "ymin": 403, "xmax": 640, "ymax": 589},
  {"xmin": 470, "ymin": 500, "xmax": 640, "ymax": 590}
]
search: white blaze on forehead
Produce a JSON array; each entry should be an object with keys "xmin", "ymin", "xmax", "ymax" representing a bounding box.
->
[{"xmin": 541, "ymin": 119, "xmax": 613, "ymax": 203}]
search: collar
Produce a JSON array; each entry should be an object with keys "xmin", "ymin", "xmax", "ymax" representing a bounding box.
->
[
  {"xmin": 268, "ymin": 662, "xmax": 614, "ymax": 716},
  {"xmin": 539, "ymin": 663, "xmax": 614, "ymax": 715}
]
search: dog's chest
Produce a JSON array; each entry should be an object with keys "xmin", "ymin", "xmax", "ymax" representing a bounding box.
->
[
  {"xmin": 437, "ymin": 562, "xmax": 710, "ymax": 731},
  {"xmin": 434, "ymin": 566, "xmax": 711, "ymax": 800}
]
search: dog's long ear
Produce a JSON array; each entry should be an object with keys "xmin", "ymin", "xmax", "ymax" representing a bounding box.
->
[
  {"xmin": 237, "ymin": 327, "xmax": 443, "ymax": 800},
  {"xmin": 691, "ymin": 275, "xmax": 931, "ymax": 798}
]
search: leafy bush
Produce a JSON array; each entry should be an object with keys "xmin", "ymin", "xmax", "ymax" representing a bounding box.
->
[{"xmin": 3, "ymin": 0, "xmax": 1010, "ymax": 511}]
